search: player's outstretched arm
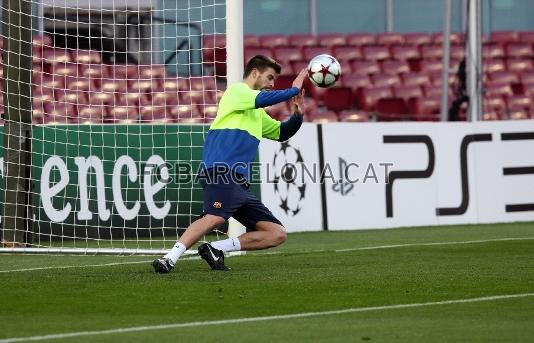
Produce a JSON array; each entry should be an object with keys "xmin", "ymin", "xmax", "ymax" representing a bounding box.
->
[
  {"xmin": 254, "ymin": 68, "xmax": 308, "ymax": 108},
  {"xmin": 278, "ymin": 89, "xmax": 305, "ymax": 142}
]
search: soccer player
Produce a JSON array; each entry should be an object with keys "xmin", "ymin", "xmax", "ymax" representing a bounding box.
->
[{"xmin": 152, "ymin": 55, "xmax": 307, "ymax": 273}]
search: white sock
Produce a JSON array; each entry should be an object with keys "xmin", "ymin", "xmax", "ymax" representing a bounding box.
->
[
  {"xmin": 164, "ymin": 242, "xmax": 186, "ymax": 265},
  {"xmin": 211, "ymin": 237, "xmax": 241, "ymax": 253}
]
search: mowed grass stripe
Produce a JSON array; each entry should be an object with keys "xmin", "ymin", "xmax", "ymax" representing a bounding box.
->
[
  {"xmin": 1, "ymin": 236, "xmax": 532, "ymax": 273},
  {"xmin": 1, "ymin": 293, "xmax": 533, "ymax": 343}
]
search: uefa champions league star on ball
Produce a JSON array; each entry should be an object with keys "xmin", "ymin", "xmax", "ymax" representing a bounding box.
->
[{"xmin": 153, "ymin": 55, "xmax": 307, "ymax": 273}]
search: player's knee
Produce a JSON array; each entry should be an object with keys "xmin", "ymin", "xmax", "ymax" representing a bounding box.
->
[{"xmin": 272, "ymin": 228, "xmax": 287, "ymax": 246}]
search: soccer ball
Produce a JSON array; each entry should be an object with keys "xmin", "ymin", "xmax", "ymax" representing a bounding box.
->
[{"xmin": 307, "ymin": 54, "xmax": 341, "ymax": 88}]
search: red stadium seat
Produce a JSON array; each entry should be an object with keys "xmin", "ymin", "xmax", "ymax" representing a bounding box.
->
[
  {"xmin": 180, "ymin": 90, "xmax": 205, "ymax": 104},
  {"xmin": 520, "ymin": 71, "xmax": 534, "ymax": 86},
  {"xmin": 324, "ymin": 87, "xmax": 353, "ymax": 112},
  {"xmin": 259, "ymin": 34, "xmax": 288, "ymax": 48},
  {"xmin": 421, "ymin": 44, "xmax": 443, "ymax": 59},
  {"xmin": 291, "ymin": 61, "xmax": 310, "ymax": 75},
  {"xmin": 140, "ymin": 105, "xmax": 172, "ymax": 123},
  {"xmin": 376, "ymin": 32, "xmax": 404, "ymax": 46},
  {"xmin": 450, "ymin": 45, "xmax": 465, "ymax": 60},
  {"xmin": 490, "ymin": 30, "xmax": 518, "ymax": 44},
  {"xmin": 483, "ymin": 59, "xmax": 506, "ymax": 73},
  {"xmin": 403, "ymin": 33, "xmax": 432, "ymax": 46},
  {"xmin": 351, "ymin": 61, "xmax": 381, "ymax": 75},
  {"xmin": 138, "ymin": 65, "xmax": 166, "ymax": 79},
  {"xmin": 488, "ymin": 71, "xmax": 519, "ymax": 84},
  {"xmin": 356, "ymin": 86, "xmax": 393, "ymax": 111},
  {"xmin": 509, "ymin": 109, "xmax": 530, "ymax": 120},
  {"xmin": 482, "ymin": 44, "xmax": 505, "ymax": 59},
  {"xmin": 78, "ymin": 105, "xmax": 108, "ymax": 122},
  {"xmin": 507, "ymin": 95, "xmax": 532, "ymax": 112},
  {"xmin": 412, "ymin": 95, "xmax": 441, "ymax": 115},
  {"xmin": 244, "ymin": 35, "xmax": 260, "ymax": 48},
  {"xmin": 121, "ymin": 92, "xmax": 151, "ymax": 106},
  {"xmin": 432, "ymin": 32, "xmax": 464, "ymax": 45},
  {"xmin": 518, "ymin": 31, "xmax": 534, "ymax": 43},
  {"xmin": 483, "ymin": 97, "xmax": 507, "ymax": 118},
  {"xmin": 56, "ymin": 90, "xmax": 88, "ymax": 105},
  {"xmin": 338, "ymin": 110, "xmax": 370, "ymax": 122},
  {"xmin": 33, "ymin": 34, "xmax": 53, "ymax": 47},
  {"xmin": 346, "ymin": 33, "xmax": 375, "ymax": 46},
  {"xmin": 273, "ymin": 47, "xmax": 304, "ymax": 65},
  {"xmin": 362, "ymin": 45, "xmax": 390, "ymax": 60},
  {"xmin": 162, "ymin": 77, "xmax": 190, "ymax": 91},
  {"xmin": 203, "ymin": 34, "xmax": 226, "ymax": 65},
  {"xmin": 341, "ymin": 73, "xmax": 372, "ymax": 92},
  {"xmin": 244, "ymin": 47, "xmax": 272, "ymax": 62},
  {"xmin": 308, "ymin": 110, "xmax": 338, "ymax": 123},
  {"xmin": 108, "ymin": 102, "xmax": 139, "ymax": 123},
  {"xmin": 419, "ymin": 60, "xmax": 443, "ymax": 73},
  {"xmin": 111, "ymin": 64, "xmax": 140, "ymax": 79},
  {"xmin": 288, "ymin": 34, "xmax": 318, "ymax": 48},
  {"xmin": 189, "ymin": 76, "xmax": 218, "ymax": 91},
  {"xmin": 381, "ymin": 60, "xmax": 410, "ymax": 75},
  {"xmin": 302, "ymin": 47, "xmax": 331, "ymax": 60},
  {"xmin": 332, "ymin": 46, "xmax": 362, "ymax": 64},
  {"xmin": 41, "ymin": 48, "xmax": 71, "ymax": 64},
  {"xmin": 371, "ymin": 74, "xmax": 401, "ymax": 87},
  {"xmin": 264, "ymin": 101, "xmax": 290, "ymax": 120},
  {"xmin": 391, "ymin": 45, "xmax": 421, "ymax": 60},
  {"xmin": 375, "ymin": 98, "xmax": 409, "ymax": 120},
  {"xmin": 506, "ymin": 59, "xmax": 533, "ymax": 73},
  {"xmin": 101, "ymin": 79, "xmax": 128, "ymax": 94},
  {"xmin": 51, "ymin": 63, "xmax": 79, "ymax": 77},
  {"xmin": 393, "ymin": 85, "xmax": 423, "ymax": 100},
  {"xmin": 72, "ymin": 50, "xmax": 102, "ymax": 64},
  {"xmin": 505, "ymin": 43, "xmax": 533, "ymax": 58},
  {"xmin": 201, "ymin": 104, "xmax": 219, "ymax": 119},
  {"xmin": 318, "ymin": 33, "xmax": 346, "ymax": 48},
  {"xmin": 170, "ymin": 104, "xmax": 200, "ymax": 119},
  {"xmin": 485, "ymin": 83, "xmax": 514, "ymax": 97},
  {"xmin": 401, "ymin": 72, "xmax": 430, "ymax": 87},
  {"xmin": 130, "ymin": 79, "xmax": 157, "ymax": 93}
]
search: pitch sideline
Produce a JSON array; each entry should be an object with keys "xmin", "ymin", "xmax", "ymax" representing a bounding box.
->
[{"xmin": 0, "ymin": 293, "xmax": 533, "ymax": 342}]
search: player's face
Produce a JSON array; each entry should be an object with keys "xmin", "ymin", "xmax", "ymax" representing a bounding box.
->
[{"xmin": 253, "ymin": 67, "xmax": 278, "ymax": 90}]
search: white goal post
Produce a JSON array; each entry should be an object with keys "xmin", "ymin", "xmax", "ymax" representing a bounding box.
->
[{"xmin": 0, "ymin": 0, "xmax": 245, "ymax": 254}]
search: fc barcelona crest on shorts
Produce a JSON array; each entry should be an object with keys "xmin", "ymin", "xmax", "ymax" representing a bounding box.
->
[{"xmin": 213, "ymin": 201, "xmax": 222, "ymax": 209}]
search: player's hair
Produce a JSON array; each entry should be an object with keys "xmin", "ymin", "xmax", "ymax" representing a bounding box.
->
[{"xmin": 243, "ymin": 55, "xmax": 282, "ymax": 78}]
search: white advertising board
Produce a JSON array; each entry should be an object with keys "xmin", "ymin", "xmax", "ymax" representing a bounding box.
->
[
  {"xmin": 259, "ymin": 123, "xmax": 324, "ymax": 232},
  {"xmin": 321, "ymin": 120, "xmax": 534, "ymax": 230}
]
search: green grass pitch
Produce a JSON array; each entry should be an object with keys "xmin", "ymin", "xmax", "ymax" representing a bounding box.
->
[{"xmin": 1, "ymin": 222, "xmax": 534, "ymax": 342}]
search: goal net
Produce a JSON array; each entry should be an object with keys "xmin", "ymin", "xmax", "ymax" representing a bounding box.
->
[{"xmin": 0, "ymin": 0, "xmax": 236, "ymax": 254}]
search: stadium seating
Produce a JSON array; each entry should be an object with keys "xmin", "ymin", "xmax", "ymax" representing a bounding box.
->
[{"xmin": 11, "ymin": 31, "xmax": 534, "ymax": 125}]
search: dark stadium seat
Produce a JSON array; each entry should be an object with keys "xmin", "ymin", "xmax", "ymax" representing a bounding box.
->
[
  {"xmin": 375, "ymin": 98, "xmax": 409, "ymax": 120},
  {"xmin": 346, "ymin": 33, "xmax": 375, "ymax": 46},
  {"xmin": 490, "ymin": 30, "xmax": 519, "ymax": 44},
  {"xmin": 203, "ymin": 34, "xmax": 226, "ymax": 64},
  {"xmin": 362, "ymin": 45, "xmax": 390, "ymax": 61},
  {"xmin": 291, "ymin": 61, "xmax": 309, "ymax": 75},
  {"xmin": 273, "ymin": 47, "xmax": 304, "ymax": 65},
  {"xmin": 332, "ymin": 46, "xmax": 362, "ymax": 64},
  {"xmin": 244, "ymin": 35, "xmax": 260, "ymax": 48},
  {"xmin": 376, "ymin": 32, "xmax": 404, "ymax": 46},
  {"xmin": 506, "ymin": 59, "xmax": 533, "ymax": 73},
  {"xmin": 324, "ymin": 87, "xmax": 353, "ymax": 112},
  {"xmin": 350, "ymin": 60, "xmax": 382, "ymax": 75},
  {"xmin": 381, "ymin": 60, "xmax": 410, "ymax": 75},
  {"xmin": 403, "ymin": 32, "xmax": 432, "ymax": 46},
  {"xmin": 391, "ymin": 45, "xmax": 421, "ymax": 60},
  {"xmin": 482, "ymin": 44, "xmax": 505, "ymax": 59},
  {"xmin": 371, "ymin": 74, "xmax": 401, "ymax": 87},
  {"xmin": 401, "ymin": 72, "xmax": 430, "ymax": 87},
  {"xmin": 357, "ymin": 86, "xmax": 393, "ymax": 111},
  {"xmin": 318, "ymin": 33, "xmax": 346, "ymax": 48},
  {"xmin": 505, "ymin": 43, "xmax": 533, "ymax": 58},
  {"xmin": 259, "ymin": 34, "xmax": 288, "ymax": 48},
  {"xmin": 288, "ymin": 34, "xmax": 318, "ymax": 49}
]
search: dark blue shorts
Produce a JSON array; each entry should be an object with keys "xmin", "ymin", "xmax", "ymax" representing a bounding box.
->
[{"xmin": 202, "ymin": 180, "xmax": 282, "ymax": 230}]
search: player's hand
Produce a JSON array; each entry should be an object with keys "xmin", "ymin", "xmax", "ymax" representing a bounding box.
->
[
  {"xmin": 292, "ymin": 88, "xmax": 305, "ymax": 115},
  {"xmin": 292, "ymin": 68, "xmax": 308, "ymax": 90}
]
